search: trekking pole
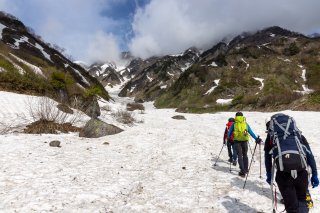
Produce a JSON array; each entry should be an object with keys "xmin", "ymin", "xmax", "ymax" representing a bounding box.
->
[
  {"xmin": 214, "ymin": 143, "xmax": 225, "ymax": 166},
  {"xmin": 229, "ymin": 160, "xmax": 232, "ymax": 172},
  {"xmin": 243, "ymin": 142, "xmax": 258, "ymax": 189},
  {"xmin": 259, "ymin": 143, "xmax": 262, "ymax": 179}
]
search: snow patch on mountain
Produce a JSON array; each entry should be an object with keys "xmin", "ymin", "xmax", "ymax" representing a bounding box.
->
[
  {"xmin": 204, "ymin": 79, "xmax": 220, "ymax": 95},
  {"xmin": 241, "ymin": 58, "xmax": 249, "ymax": 71},
  {"xmin": 10, "ymin": 53, "xmax": 44, "ymax": 77},
  {"xmin": 253, "ymin": 77, "xmax": 264, "ymax": 92},
  {"xmin": 169, "ymin": 52, "xmax": 184, "ymax": 57},
  {"xmin": 181, "ymin": 62, "xmax": 192, "ymax": 72},
  {"xmin": 277, "ymin": 57, "xmax": 291, "ymax": 63},
  {"xmin": 216, "ymin": 98, "xmax": 233, "ymax": 105},
  {"xmin": 129, "ymin": 86, "xmax": 136, "ymax": 93},
  {"xmin": 209, "ymin": 61, "xmax": 218, "ymax": 67},
  {"xmin": 13, "ymin": 36, "xmax": 29, "ymax": 48},
  {"xmin": 65, "ymin": 65, "xmax": 90, "ymax": 86},
  {"xmin": 11, "ymin": 35, "xmax": 52, "ymax": 62},
  {"xmin": 167, "ymin": 71, "xmax": 174, "ymax": 77},
  {"xmin": 0, "ymin": 53, "xmax": 25, "ymax": 74},
  {"xmin": 71, "ymin": 67, "xmax": 90, "ymax": 86},
  {"xmin": 146, "ymin": 74, "xmax": 153, "ymax": 82},
  {"xmin": 35, "ymin": 43, "xmax": 52, "ymax": 62},
  {"xmin": 0, "ymin": 23, "xmax": 6, "ymax": 39},
  {"xmin": 295, "ymin": 65, "xmax": 314, "ymax": 94},
  {"xmin": 300, "ymin": 66, "xmax": 307, "ymax": 82}
]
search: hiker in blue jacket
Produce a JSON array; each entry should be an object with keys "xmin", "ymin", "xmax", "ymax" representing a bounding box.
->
[
  {"xmin": 264, "ymin": 116, "xmax": 319, "ymax": 213},
  {"xmin": 228, "ymin": 112, "xmax": 261, "ymax": 177}
]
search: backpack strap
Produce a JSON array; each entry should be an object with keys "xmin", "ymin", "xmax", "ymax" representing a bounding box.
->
[
  {"xmin": 273, "ymin": 134, "xmax": 285, "ymax": 171},
  {"xmin": 273, "ymin": 117, "xmax": 291, "ymax": 140},
  {"xmin": 292, "ymin": 118, "xmax": 302, "ymax": 136},
  {"xmin": 274, "ymin": 150, "xmax": 300, "ymax": 157},
  {"xmin": 283, "ymin": 117, "xmax": 292, "ymax": 140},
  {"xmin": 294, "ymin": 135, "xmax": 308, "ymax": 169}
]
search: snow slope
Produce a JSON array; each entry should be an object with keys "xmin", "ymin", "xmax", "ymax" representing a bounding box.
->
[{"xmin": 0, "ymin": 90, "xmax": 319, "ymax": 212}]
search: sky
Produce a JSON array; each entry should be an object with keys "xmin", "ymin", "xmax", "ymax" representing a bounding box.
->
[{"xmin": 1, "ymin": 0, "xmax": 320, "ymax": 63}]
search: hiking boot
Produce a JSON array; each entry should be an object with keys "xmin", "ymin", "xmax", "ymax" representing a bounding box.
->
[
  {"xmin": 228, "ymin": 158, "xmax": 233, "ymax": 163},
  {"xmin": 238, "ymin": 171, "xmax": 245, "ymax": 177},
  {"xmin": 232, "ymin": 160, "xmax": 237, "ymax": 166}
]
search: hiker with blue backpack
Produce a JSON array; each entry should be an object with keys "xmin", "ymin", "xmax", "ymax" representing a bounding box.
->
[
  {"xmin": 264, "ymin": 113, "xmax": 319, "ymax": 213},
  {"xmin": 228, "ymin": 112, "xmax": 262, "ymax": 177}
]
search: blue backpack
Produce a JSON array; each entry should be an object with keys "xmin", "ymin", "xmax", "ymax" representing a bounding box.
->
[{"xmin": 268, "ymin": 113, "xmax": 307, "ymax": 175}]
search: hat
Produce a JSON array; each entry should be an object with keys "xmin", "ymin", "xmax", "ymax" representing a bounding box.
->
[
  {"xmin": 235, "ymin": 112, "xmax": 243, "ymax": 116},
  {"xmin": 228, "ymin": 117, "xmax": 235, "ymax": 122}
]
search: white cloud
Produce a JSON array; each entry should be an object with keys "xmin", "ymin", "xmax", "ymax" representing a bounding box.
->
[
  {"xmin": 129, "ymin": 0, "xmax": 320, "ymax": 59},
  {"xmin": 1, "ymin": 0, "xmax": 320, "ymax": 62},
  {"xmin": 0, "ymin": 0, "xmax": 122, "ymax": 62},
  {"xmin": 86, "ymin": 31, "xmax": 122, "ymax": 64}
]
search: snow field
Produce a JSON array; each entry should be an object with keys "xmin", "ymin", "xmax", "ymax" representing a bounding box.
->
[{"xmin": 0, "ymin": 90, "xmax": 319, "ymax": 212}]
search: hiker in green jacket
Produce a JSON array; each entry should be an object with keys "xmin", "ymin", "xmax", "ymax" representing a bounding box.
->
[{"xmin": 228, "ymin": 112, "xmax": 261, "ymax": 177}]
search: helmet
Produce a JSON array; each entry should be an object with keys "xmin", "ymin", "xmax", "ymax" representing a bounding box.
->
[{"xmin": 228, "ymin": 117, "xmax": 235, "ymax": 122}]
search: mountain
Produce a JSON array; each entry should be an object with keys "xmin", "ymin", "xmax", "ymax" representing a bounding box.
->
[
  {"xmin": 118, "ymin": 47, "xmax": 200, "ymax": 102},
  {"xmin": 86, "ymin": 62, "xmax": 125, "ymax": 86},
  {"xmin": 100, "ymin": 26, "xmax": 319, "ymax": 112},
  {"xmin": 154, "ymin": 26, "xmax": 320, "ymax": 112},
  {"xmin": 83, "ymin": 47, "xmax": 200, "ymax": 102},
  {"xmin": 308, "ymin": 33, "xmax": 320, "ymax": 38},
  {"xmin": 0, "ymin": 11, "xmax": 110, "ymax": 117}
]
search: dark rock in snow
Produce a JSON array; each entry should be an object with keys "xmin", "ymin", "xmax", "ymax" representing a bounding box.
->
[
  {"xmin": 172, "ymin": 115, "xmax": 186, "ymax": 120},
  {"xmin": 49, "ymin": 140, "xmax": 61, "ymax": 147},
  {"xmin": 79, "ymin": 118, "xmax": 123, "ymax": 138}
]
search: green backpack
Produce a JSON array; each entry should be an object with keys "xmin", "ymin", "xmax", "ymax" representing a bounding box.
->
[{"xmin": 234, "ymin": 116, "xmax": 249, "ymax": 141}]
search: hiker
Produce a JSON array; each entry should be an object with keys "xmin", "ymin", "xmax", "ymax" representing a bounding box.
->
[
  {"xmin": 228, "ymin": 112, "xmax": 261, "ymax": 177},
  {"xmin": 264, "ymin": 113, "xmax": 319, "ymax": 213},
  {"xmin": 223, "ymin": 118, "xmax": 237, "ymax": 165}
]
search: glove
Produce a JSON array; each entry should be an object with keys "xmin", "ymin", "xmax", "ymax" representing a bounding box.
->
[
  {"xmin": 255, "ymin": 136, "xmax": 262, "ymax": 144},
  {"xmin": 311, "ymin": 176, "xmax": 319, "ymax": 188},
  {"xmin": 266, "ymin": 172, "xmax": 271, "ymax": 185},
  {"xmin": 223, "ymin": 139, "xmax": 227, "ymax": 145}
]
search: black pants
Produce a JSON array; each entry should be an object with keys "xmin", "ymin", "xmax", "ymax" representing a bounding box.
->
[
  {"xmin": 275, "ymin": 170, "xmax": 309, "ymax": 213},
  {"xmin": 234, "ymin": 141, "xmax": 248, "ymax": 173}
]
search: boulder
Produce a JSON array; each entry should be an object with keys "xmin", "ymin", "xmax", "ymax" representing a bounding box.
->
[
  {"xmin": 79, "ymin": 118, "xmax": 123, "ymax": 138},
  {"xmin": 49, "ymin": 140, "xmax": 61, "ymax": 147},
  {"xmin": 172, "ymin": 115, "xmax": 186, "ymax": 120},
  {"xmin": 126, "ymin": 102, "xmax": 145, "ymax": 111}
]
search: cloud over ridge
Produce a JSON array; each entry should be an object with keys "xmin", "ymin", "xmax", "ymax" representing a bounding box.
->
[
  {"xmin": 1, "ymin": 0, "xmax": 320, "ymax": 62},
  {"xmin": 129, "ymin": 0, "xmax": 320, "ymax": 59}
]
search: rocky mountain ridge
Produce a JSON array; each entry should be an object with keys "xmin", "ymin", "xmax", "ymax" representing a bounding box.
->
[{"xmin": 92, "ymin": 26, "xmax": 320, "ymax": 112}]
